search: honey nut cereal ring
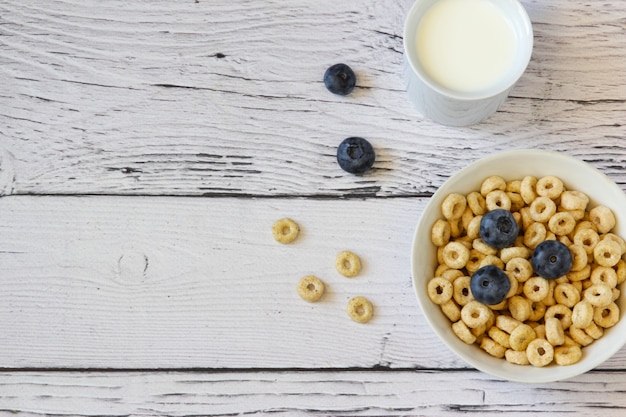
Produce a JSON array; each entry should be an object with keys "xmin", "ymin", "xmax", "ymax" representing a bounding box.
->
[
  {"xmin": 442, "ymin": 241, "xmax": 470, "ymax": 269},
  {"xmin": 347, "ymin": 296, "xmax": 373, "ymax": 323},
  {"xmin": 500, "ymin": 246, "xmax": 531, "ymax": 264},
  {"xmin": 461, "ymin": 207, "xmax": 475, "ymax": 231},
  {"xmin": 523, "ymin": 277, "xmax": 550, "ymax": 302},
  {"xmin": 519, "ymin": 207, "xmax": 534, "ymax": 232},
  {"xmin": 441, "ymin": 268, "xmax": 465, "ymax": 282},
  {"xmin": 505, "ymin": 349, "xmax": 530, "ymax": 366},
  {"xmin": 569, "ymin": 326, "xmax": 594, "ymax": 346},
  {"xmin": 441, "ymin": 299, "xmax": 462, "ymax": 322},
  {"xmin": 590, "ymin": 266, "xmax": 618, "ymax": 288},
  {"xmin": 584, "ymin": 284, "xmax": 614, "ymax": 307},
  {"xmin": 562, "ymin": 334, "xmax": 581, "ymax": 348},
  {"xmin": 441, "ymin": 193, "xmax": 467, "ymax": 220},
  {"xmin": 466, "ymin": 191, "xmax": 487, "ymax": 215},
  {"xmin": 602, "ymin": 233, "xmax": 626, "ymax": 254},
  {"xmin": 488, "ymin": 298, "xmax": 508, "ymax": 311},
  {"xmin": 554, "ymin": 345, "xmax": 583, "ymax": 366},
  {"xmin": 508, "ymin": 295, "xmax": 532, "ymax": 322},
  {"xmin": 509, "ymin": 324, "xmax": 537, "ymax": 351},
  {"xmin": 536, "ymin": 176, "xmax": 564, "ymax": 200},
  {"xmin": 567, "ymin": 264, "xmax": 591, "ymax": 282},
  {"xmin": 573, "ymin": 228, "xmax": 600, "ymax": 255},
  {"xmin": 272, "ymin": 218, "xmax": 300, "ymax": 243},
  {"xmin": 529, "ymin": 301, "xmax": 547, "ymax": 322},
  {"xmin": 465, "ymin": 250, "xmax": 485, "ymax": 274},
  {"xmin": 506, "ymin": 257, "xmax": 533, "ymax": 283},
  {"xmin": 617, "ymin": 260, "xmax": 626, "ymax": 285},
  {"xmin": 546, "ymin": 317, "xmax": 565, "ymax": 346},
  {"xmin": 593, "ymin": 239, "xmax": 622, "ymax": 267},
  {"xmin": 336, "ymin": 251, "xmax": 362, "ymax": 278},
  {"xmin": 573, "ymin": 220, "xmax": 598, "ymax": 236},
  {"xmin": 559, "ymin": 235, "xmax": 574, "ymax": 247},
  {"xmin": 560, "ymin": 190, "xmax": 590, "ymax": 211},
  {"xmin": 506, "ymin": 180, "xmax": 522, "ymax": 193},
  {"xmin": 505, "ymin": 272, "xmax": 519, "ymax": 298},
  {"xmin": 542, "ymin": 280, "xmax": 558, "ymax": 307},
  {"xmin": 529, "ymin": 196, "xmax": 557, "ymax": 223},
  {"xmin": 485, "ymin": 190, "xmax": 512, "ymax": 211},
  {"xmin": 431, "ymin": 219, "xmax": 451, "ymax": 247},
  {"xmin": 532, "ymin": 324, "xmax": 547, "ymax": 340},
  {"xmin": 508, "ymin": 192, "xmax": 525, "ymax": 213},
  {"xmin": 434, "ymin": 263, "xmax": 450, "ymax": 277},
  {"xmin": 565, "ymin": 209, "xmax": 586, "ymax": 221},
  {"xmin": 572, "ymin": 300, "xmax": 594, "ymax": 328},
  {"xmin": 427, "ymin": 277, "xmax": 454, "ymax": 305},
  {"xmin": 526, "ymin": 338, "xmax": 554, "ymax": 367},
  {"xmin": 554, "ymin": 283, "xmax": 581, "ymax": 308},
  {"xmin": 448, "ymin": 218, "xmax": 464, "ymax": 238},
  {"xmin": 480, "ymin": 175, "xmax": 507, "ymax": 196},
  {"xmin": 545, "ymin": 304, "xmax": 573, "ymax": 330},
  {"xmin": 496, "ymin": 315, "xmax": 522, "ymax": 334},
  {"xmin": 478, "ymin": 255, "xmax": 504, "ymax": 270},
  {"xmin": 594, "ymin": 302, "xmax": 620, "ymax": 328},
  {"xmin": 568, "ymin": 244, "xmax": 588, "ymax": 272},
  {"xmin": 520, "ymin": 176, "xmax": 538, "ymax": 205},
  {"xmin": 583, "ymin": 321, "xmax": 604, "ymax": 340},
  {"xmin": 297, "ymin": 276, "xmax": 325, "ymax": 302},
  {"xmin": 480, "ymin": 337, "xmax": 506, "ymax": 358},
  {"xmin": 461, "ymin": 301, "xmax": 491, "ymax": 328},
  {"xmin": 466, "ymin": 216, "xmax": 482, "ymax": 240},
  {"xmin": 589, "ymin": 205, "xmax": 616, "ymax": 234},
  {"xmin": 453, "ymin": 276, "xmax": 474, "ymax": 306},
  {"xmin": 488, "ymin": 326, "xmax": 511, "ymax": 349},
  {"xmin": 548, "ymin": 212, "xmax": 576, "ymax": 236},
  {"xmin": 452, "ymin": 320, "xmax": 477, "ymax": 344},
  {"xmin": 472, "ymin": 238, "xmax": 498, "ymax": 256}
]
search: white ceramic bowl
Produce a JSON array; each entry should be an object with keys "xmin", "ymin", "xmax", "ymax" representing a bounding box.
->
[{"xmin": 411, "ymin": 149, "xmax": 626, "ymax": 383}]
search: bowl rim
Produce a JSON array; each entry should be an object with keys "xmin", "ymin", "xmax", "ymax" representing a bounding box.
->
[{"xmin": 411, "ymin": 149, "xmax": 626, "ymax": 383}]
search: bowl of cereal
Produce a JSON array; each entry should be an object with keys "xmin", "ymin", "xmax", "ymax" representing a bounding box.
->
[{"xmin": 411, "ymin": 149, "xmax": 626, "ymax": 383}]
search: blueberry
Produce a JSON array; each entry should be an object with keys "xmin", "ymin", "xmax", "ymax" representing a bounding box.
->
[
  {"xmin": 324, "ymin": 63, "xmax": 356, "ymax": 95},
  {"xmin": 531, "ymin": 240, "xmax": 573, "ymax": 279},
  {"xmin": 336, "ymin": 137, "xmax": 375, "ymax": 174},
  {"xmin": 479, "ymin": 209, "xmax": 519, "ymax": 249},
  {"xmin": 470, "ymin": 265, "xmax": 511, "ymax": 305}
]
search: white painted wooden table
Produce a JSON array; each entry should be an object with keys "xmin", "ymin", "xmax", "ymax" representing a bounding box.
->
[{"xmin": 1, "ymin": 0, "xmax": 625, "ymax": 415}]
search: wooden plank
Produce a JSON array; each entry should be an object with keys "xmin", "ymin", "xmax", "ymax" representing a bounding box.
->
[{"xmin": 2, "ymin": 370, "xmax": 626, "ymax": 416}]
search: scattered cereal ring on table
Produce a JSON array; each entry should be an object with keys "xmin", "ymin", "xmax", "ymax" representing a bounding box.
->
[
  {"xmin": 335, "ymin": 251, "xmax": 361, "ymax": 278},
  {"xmin": 272, "ymin": 218, "xmax": 299, "ymax": 244},
  {"xmin": 347, "ymin": 296, "xmax": 373, "ymax": 323},
  {"xmin": 297, "ymin": 275, "xmax": 325, "ymax": 302}
]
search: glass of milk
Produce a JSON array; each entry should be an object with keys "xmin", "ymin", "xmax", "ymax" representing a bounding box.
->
[{"xmin": 403, "ymin": 0, "xmax": 533, "ymax": 126}]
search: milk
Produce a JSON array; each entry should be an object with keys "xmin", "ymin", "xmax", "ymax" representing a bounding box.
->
[{"xmin": 416, "ymin": 0, "xmax": 518, "ymax": 93}]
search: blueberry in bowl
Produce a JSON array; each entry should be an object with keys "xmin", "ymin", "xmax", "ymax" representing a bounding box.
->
[
  {"xmin": 531, "ymin": 240, "xmax": 573, "ymax": 279},
  {"xmin": 480, "ymin": 209, "xmax": 519, "ymax": 249},
  {"xmin": 470, "ymin": 265, "xmax": 511, "ymax": 305}
]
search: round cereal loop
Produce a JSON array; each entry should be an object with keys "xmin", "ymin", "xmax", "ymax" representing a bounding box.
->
[
  {"xmin": 584, "ymin": 284, "xmax": 614, "ymax": 307},
  {"xmin": 440, "ymin": 299, "xmax": 462, "ymax": 322},
  {"xmin": 566, "ymin": 209, "xmax": 586, "ymax": 221},
  {"xmin": 532, "ymin": 324, "xmax": 547, "ymax": 340},
  {"xmin": 546, "ymin": 317, "xmax": 565, "ymax": 346},
  {"xmin": 500, "ymin": 246, "xmax": 530, "ymax": 264},
  {"xmin": 506, "ymin": 180, "xmax": 522, "ymax": 193},
  {"xmin": 572, "ymin": 300, "xmax": 594, "ymax": 328},
  {"xmin": 272, "ymin": 218, "xmax": 299, "ymax": 243},
  {"xmin": 569, "ymin": 326, "xmax": 594, "ymax": 346},
  {"xmin": 452, "ymin": 320, "xmax": 476, "ymax": 344},
  {"xmin": 505, "ymin": 272, "xmax": 519, "ymax": 298},
  {"xmin": 480, "ymin": 175, "xmax": 506, "ymax": 196},
  {"xmin": 434, "ymin": 263, "xmax": 450, "ymax": 277},
  {"xmin": 567, "ymin": 264, "xmax": 591, "ymax": 282},
  {"xmin": 465, "ymin": 250, "xmax": 485, "ymax": 274},
  {"xmin": 594, "ymin": 302, "xmax": 620, "ymax": 328},
  {"xmin": 467, "ymin": 191, "xmax": 487, "ymax": 216},
  {"xmin": 554, "ymin": 283, "xmax": 581, "ymax": 308},
  {"xmin": 508, "ymin": 295, "xmax": 532, "ymax": 322},
  {"xmin": 441, "ymin": 269, "xmax": 464, "ymax": 282},
  {"xmin": 529, "ymin": 301, "xmax": 547, "ymax": 322},
  {"xmin": 589, "ymin": 205, "xmax": 616, "ymax": 234},
  {"xmin": 427, "ymin": 277, "xmax": 454, "ymax": 305},
  {"xmin": 573, "ymin": 228, "xmax": 600, "ymax": 255},
  {"xmin": 590, "ymin": 266, "xmax": 618, "ymax": 288},
  {"xmin": 545, "ymin": 304, "xmax": 573, "ymax": 330},
  {"xmin": 472, "ymin": 238, "xmax": 498, "ymax": 256},
  {"xmin": 529, "ymin": 196, "xmax": 557, "ymax": 223},
  {"xmin": 568, "ymin": 244, "xmax": 588, "ymax": 272},
  {"xmin": 583, "ymin": 321, "xmax": 604, "ymax": 339},
  {"xmin": 548, "ymin": 212, "xmax": 576, "ymax": 236},
  {"xmin": 602, "ymin": 233, "xmax": 626, "ymax": 254},
  {"xmin": 347, "ymin": 296, "xmax": 373, "ymax": 323},
  {"xmin": 461, "ymin": 301, "xmax": 491, "ymax": 328},
  {"xmin": 509, "ymin": 324, "xmax": 537, "ymax": 351},
  {"xmin": 536, "ymin": 176, "xmax": 564, "ymax": 200},
  {"xmin": 488, "ymin": 326, "xmax": 511, "ymax": 349},
  {"xmin": 523, "ymin": 277, "xmax": 550, "ymax": 302},
  {"xmin": 496, "ymin": 315, "xmax": 522, "ymax": 334},
  {"xmin": 297, "ymin": 276, "xmax": 325, "ymax": 302},
  {"xmin": 480, "ymin": 337, "xmax": 506, "ymax": 358},
  {"xmin": 448, "ymin": 218, "xmax": 464, "ymax": 238},
  {"xmin": 485, "ymin": 190, "xmax": 512, "ymax": 211},
  {"xmin": 520, "ymin": 176, "xmax": 538, "ymax": 205},
  {"xmin": 616, "ymin": 260, "xmax": 626, "ymax": 285},
  {"xmin": 519, "ymin": 207, "xmax": 534, "ymax": 231},
  {"xmin": 508, "ymin": 192, "xmax": 525, "ymax": 213},
  {"xmin": 478, "ymin": 255, "xmax": 504, "ymax": 270},
  {"xmin": 461, "ymin": 207, "xmax": 475, "ymax": 231},
  {"xmin": 554, "ymin": 345, "xmax": 583, "ymax": 366},
  {"xmin": 466, "ymin": 216, "xmax": 482, "ymax": 240},
  {"xmin": 526, "ymin": 338, "xmax": 554, "ymax": 367},
  {"xmin": 505, "ymin": 349, "xmax": 530, "ymax": 365},
  {"xmin": 593, "ymin": 239, "xmax": 622, "ymax": 267},
  {"xmin": 442, "ymin": 241, "xmax": 470, "ymax": 269},
  {"xmin": 453, "ymin": 276, "xmax": 474, "ymax": 306},
  {"xmin": 506, "ymin": 257, "xmax": 533, "ymax": 283},
  {"xmin": 560, "ymin": 190, "xmax": 590, "ymax": 211},
  {"xmin": 573, "ymin": 220, "xmax": 598, "ymax": 236},
  {"xmin": 431, "ymin": 219, "xmax": 451, "ymax": 247},
  {"xmin": 336, "ymin": 251, "xmax": 362, "ymax": 278},
  {"xmin": 441, "ymin": 193, "xmax": 467, "ymax": 220}
]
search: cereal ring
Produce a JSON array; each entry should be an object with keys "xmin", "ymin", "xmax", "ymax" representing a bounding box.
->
[
  {"xmin": 508, "ymin": 192, "xmax": 525, "ymax": 213},
  {"xmin": 506, "ymin": 257, "xmax": 533, "ymax": 283},
  {"xmin": 616, "ymin": 260, "xmax": 626, "ymax": 285},
  {"xmin": 461, "ymin": 207, "xmax": 475, "ymax": 231},
  {"xmin": 593, "ymin": 239, "xmax": 621, "ymax": 267},
  {"xmin": 485, "ymin": 190, "xmax": 512, "ymax": 211},
  {"xmin": 488, "ymin": 326, "xmax": 511, "ymax": 349},
  {"xmin": 546, "ymin": 317, "xmax": 565, "ymax": 346},
  {"xmin": 505, "ymin": 272, "xmax": 520, "ymax": 298},
  {"xmin": 602, "ymin": 233, "xmax": 626, "ymax": 254},
  {"xmin": 478, "ymin": 255, "xmax": 504, "ymax": 270},
  {"xmin": 536, "ymin": 176, "xmax": 564, "ymax": 200},
  {"xmin": 567, "ymin": 264, "xmax": 591, "ymax": 282},
  {"xmin": 336, "ymin": 251, "xmax": 362, "ymax": 277},
  {"xmin": 589, "ymin": 205, "xmax": 616, "ymax": 234},
  {"xmin": 441, "ymin": 299, "xmax": 462, "ymax": 322},
  {"xmin": 480, "ymin": 175, "xmax": 506, "ymax": 196},
  {"xmin": 529, "ymin": 196, "xmax": 557, "ymax": 223},
  {"xmin": 594, "ymin": 302, "xmax": 620, "ymax": 328},
  {"xmin": 465, "ymin": 250, "xmax": 485, "ymax": 274},
  {"xmin": 590, "ymin": 266, "xmax": 618, "ymax": 288},
  {"xmin": 506, "ymin": 180, "xmax": 522, "ymax": 193},
  {"xmin": 452, "ymin": 320, "xmax": 476, "ymax": 344},
  {"xmin": 583, "ymin": 321, "xmax": 604, "ymax": 339},
  {"xmin": 566, "ymin": 209, "xmax": 586, "ymax": 221},
  {"xmin": 560, "ymin": 190, "xmax": 590, "ymax": 211},
  {"xmin": 548, "ymin": 212, "xmax": 576, "ymax": 236},
  {"xmin": 520, "ymin": 176, "xmax": 538, "ymax": 205},
  {"xmin": 584, "ymin": 284, "xmax": 614, "ymax": 307},
  {"xmin": 526, "ymin": 338, "xmax": 554, "ymax": 367},
  {"xmin": 509, "ymin": 324, "xmax": 537, "ymax": 351},
  {"xmin": 441, "ymin": 268, "xmax": 464, "ymax": 282},
  {"xmin": 272, "ymin": 218, "xmax": 299, "ymax": 243},
  {"xmin": 297, "ymin": 275, "xmax": 325, "ymax": 302},
  {"xmin": 496, "ymin": 315, "xmax": 522, "ymax": 334},
  {"xmin": 453, "ymin": 276, "xmax": 474, "ymax": 306},
  {"xmin": 442, "ymin": 241, "xmax": 470, "ymax": 269},
  {"xmin": 480, "ymin": 337, "xmax": 506, "ymax": 358},
  {"xmin": 508, "ymin": 295, "xmax": 532, "ymax": 322},
  {"xmin": 472, "ymin": 238, "xmax": 498, "ymax": 256},
  {"xmin": 568, "ymin": 326, "xmax": 594, "ymax": 346},
  {"xmin": 461, "ymin": 301, "xmax": 491, "ymax": 328},
  {"xmin": 545, "ymin": 304, "xmax": 573, "ymax": 330},
  {"xmin": 554, "ymin": 345, "xmax": 583, "ymax": 366},
  {"xmin": 532, "ymin": 324, "xmax": 547, "ymax": 340},
  {"xmin": 554, "ymin": 283, "xmax": 581, "ymax": 308},
  {"xmin": 467, "ymin": 191, "xmax": 487, "ymax": 216},
  {"xmin": 572, "ymin": 300, "xmax": 594, "ymax": 328},
  {"xmin": 435, "ymin": 263, "xmax": 450, "ymax": 277},
  {"xmin": 431, "ymin": 219, "xmax": 451, "ymax": 247},
  {"xmin": 427, "ymin": 277, "xmax": 454, "ymax": 305},
  {"xmin": 347, "ymin": 296, "xmax": 373, "ymax": 323},
  {"xmin": 519, "ymin": 207, "xmax": 534, "ymax": 231},
  {"xmin": 448, "ymin": 218, "xmax": 464, "ymax": 238},
  {"xmin": 542, "ymin": 280, "xmax": 558, "ymax": 307},
  {"xmin": 441, "ymin": 193, "xmax": 467, "ymax": 220},
  {"xmin": 529, "ymin": 301, "xmax": 547, "ymax": 322},
  {"xmin": 573, "ymin": 228, "xmax": 600, "ymax": 255},
  {"xmin": 466, "ymin": 216, "xmax": 482, "ymax": 240},
  {"xmin": 505, "ymin": 349, "xmax": 530, "ymax": 366},
  {"xmin": 573, "ymin": 220, "xmax": 597, "ymax": 236},
  {"xmin": 523, "ymin": 277, "xmax": 550, "ymax": 302},
  {"xmin": 568, "ymin": 244, "xmax": 588, "ymax": 272},
  {"xmin": 500, "ymin": 246, "xmax": 530, "ymax": 264}
]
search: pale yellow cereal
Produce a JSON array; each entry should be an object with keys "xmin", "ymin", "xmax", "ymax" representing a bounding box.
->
[
  {"xmin": 508, "ymin": 192, "xmax": 525, "ymax": 212},
  {"xmin": 573, "ymin": 228, "xmax": 600, "ymax": 255},
  {"xmin": 506, "ymin": 180, "xmax": 522, "ymax": 193},
  {"xmin": 594, "ymin": 302, "xmax": 620, "ymax": 328},
  {"xmin": 602, "ymin": 233, "xmax": 626, "ymax": 254},
  {"xmin": 488, "ymin": 326, "xmax": 511, "ymax": 349},
  {"xmin": 545, "ymin": 304, "xmax": 573, "ymax": 330},
  {"xmin": 523, "ymin": 277, "xmax": 550, "ymax": 302},
  {"xmin": 545, "ymin": 317, "xmax": 565, "ymax": 346},
  {"xmin": 508, "ymin": 295, "xmax": 532, "ymax": 322},
  {"xmin": 441, "ymin": 193, "xmax": 467, "ymax": 220},
  {"xmin": 554, "ymin": 345, "xmax": 583, "ymax": 366},
  {"xmin": 466, "ymin": 216, "xmax": 482, "ymax": 240},
  {"xmin": 467, "ymin": 191, "xmax": 487, "ymax": 215},
  {"xmin": 465, "ymin": 250, "xmax": 485, "ymax": 274},
  {"xmin": 536, "ymin": 176, "xmax": 564, "ymax": 200},
  {"xmin": 461, "ymin": 301, "xmax": 491, "ymax": 328},
  {"xmin": 505, "ymin": 272, "xmax": 520, "ymax": 298},
  {"xmin": 480, "ymin": 336, "xmax": 506, "ymax": 358},
  {"xmin": 529, "ymin": 196, "xmax": 557, "ymax": 223},
  {"xmin": 529, "ymin": 301, "xmax": 547, "ymax": 322},
  {"xmin": 448, "ymin": 218, "xmax": 464, "ymax": 238},
  {"xmin": 560, "ymin": 190, "xmax": 590, "ymax": 211},
  {"xmin": 519, "ymin": 206, "xmax": 535, "ymax": 232},
  {"xmin": 526, "ymin": 338, "xmax": 554, "ymax": 367},
  {"xmin": 548, "ymin": 212, "xmax": 576, "ymax": 236},
  {"xmin": 593, "ymin": 239, "xmax": 621, "ymax": 267},
  {"xmin": 431, "ymin": 219, "xmax": 451, "ymax": 247},
  {"xmin": 347, "ymin": 296, "xmax": 373, "ymax": 323},
  {"xmin": 567, "ymin": 264, "xmax": 591, "ymax": 282},
  {"xmin": 441, "ymin": 299, "xmax": 462, "ymax": 322},
  {"xmin": 505, "ymin": 349, "xmax": 530, "ymax": 365},
  {"xmin": 442, "ymin": 241, "xmax": 470, "ymax": 269},
  {"xmin": 532, "ymin": 323, "xmax": 546, "ymax": 340},
  {"xmin": 583, "ymin": 321, "xmax": 604, "ymax": 340},
  {"xmin": 569, "ymin": 244, "xmax": 588, "ymax": 272},
  {"xmin": 617, "ymin": 260, "xmax": 626, "ymax": 285},
  {"xmin": 441, "ymin": 269, "xmax": 464, "ymax": 282},
  {"xmin": 510, "ymin": 324, "xmax": 537, "ymax": 351},
  {"xmin": 572, "ymin": 300, "xmax": 594, "ymax": 328},
  {"xmin": 453, "ymin": 276, "xmax": 474, "ymax": 306},
  {"xmin": 569, "ymin": 326, "xmax": 594, "ymax": 346},
  {"xmin": 505, "ymin": 257, "xmax": 533, "ymax": 282},
  {"xmin": 485, "ymin": 190, "xmax": 512, "ymax": 211},
  {"xmin": 520, "ymin": 176, "xmax": 538, "ymax": 204},
  {"xmin": 500, "ymin": 246, "xmax": 530, "ymax": 264},
  {"xmin": 480, "ymin": 175, "xmax": 506, "ymax": 196},
  {"xmin": 427, "ymin": 277, "xmax": 454, "ymax": 305},
  {"xmin": 472, "ymin": 238, "xmax": 498, "ymax": 256},
  {"xmin": 336, "ymin": 251, "xmax": 361, "ymax": 278},
  {"xmin": 297, "ymin": 275, "xmax": 325, "ymax": 302},
  {"xmin": 452, "ymin": 320, "xmax": 476, "ymax": 344},
  {"xmin": 554, "ymin": 283, "xmax": 581, "ymax": 308},
  {"xmin": 496, "ymin": 315, "xmax": 522, "ymax": 334},
  {"xmin": 272, "ymin": 217, "xmax": 299, "ymax": 243},
  {"xmin": 584, "ymin": 284, "xmax": 613, "ymax": 307},
  {"xmin": 590, "ymin": 266, "xmax": 618, "ymax": 288},
  {"xmin": 434, "ymin": 263, "xmax": 450, "ymax": 277},
  {"xmin": 478, "ymin": 254, "xmax": 504, "ymax": 269},
  {"xmin": 589, "ymin": 205, "xmax": 616, "ymax": 234}
]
